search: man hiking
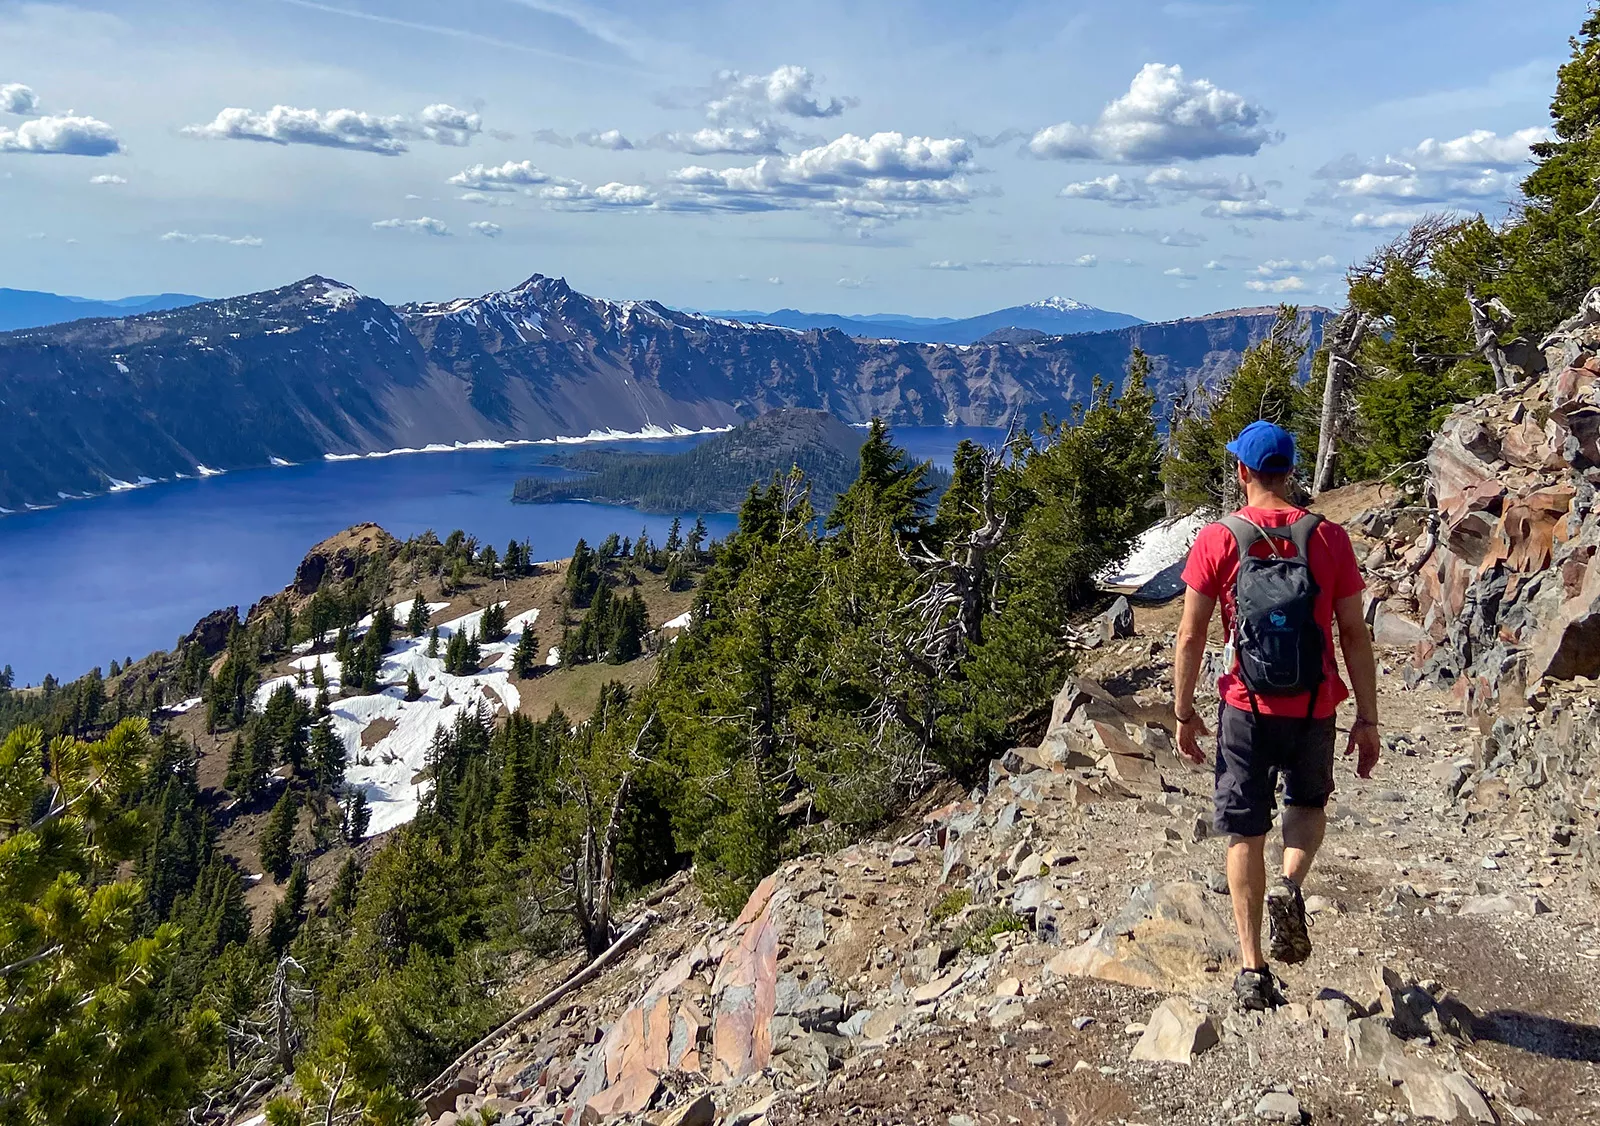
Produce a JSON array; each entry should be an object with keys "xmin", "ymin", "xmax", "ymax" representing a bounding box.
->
[{"xmin": 1171, "ymin": 420, "xmax": 1381, "ymax": 1011}]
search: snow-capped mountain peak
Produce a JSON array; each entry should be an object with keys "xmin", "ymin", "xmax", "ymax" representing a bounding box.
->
[{"xmin": 1027, "ymin": 296, "xmax": 1093, "ymax": 313}]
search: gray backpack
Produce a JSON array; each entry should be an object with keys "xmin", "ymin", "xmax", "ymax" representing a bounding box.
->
[{"xmin": 1219, "ymin": 513, "xmax": 1325, "ymax": 719}]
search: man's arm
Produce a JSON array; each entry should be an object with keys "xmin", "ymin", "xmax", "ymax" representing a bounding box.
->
[
  {"xmin": 1174, "ymin": 585, "xmax": 1217, "ymax": 764},
  {"xmin": 1333, "ymin": 592, "xmax": 1381, "ymax": 778}
]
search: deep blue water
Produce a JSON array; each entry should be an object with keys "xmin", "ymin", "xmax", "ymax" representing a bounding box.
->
[{"xmin": 0, "ymin": 425, "xmax": 1004, "ymax": 684}]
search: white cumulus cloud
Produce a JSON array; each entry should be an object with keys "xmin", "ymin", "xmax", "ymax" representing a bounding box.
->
[
  {"xmin": 184, "ymin": 103, "xmax": 481, "ymax": 155},
  {"xmin": 650, "ymin": 123, "xmax": 790, "ymax": 156},
  {"xmin": 705, "ymin": 64, "xmax": 855, "ymax": 123},
  {"xmin": 160, "ymin": 230, "xmax": 262, "ymax": 246},
  {"xmin": 469, "ymin": 220, "xmax": 502, "ymax": 237},
  {"xmin": 89, "ymin": 173, "xmax": 126, "ymax": 184},
  {"xmin": 1314, "ymin": 128, "xmax": 1543, "ymax": 209},
  {"xmin": 1245, "ymin": 276, "xmax": 1307, "ymax": 293},
  {"xmin": 448, "ymin": 159, "xmax": 571, "ymax": 192},
  {"xmin": 372, "ymin": 216, "xmax": 451, "ymax": 235},
  {"xmin": 1164, "ymin": 266, "xmax": 1198, "ymax": 280},
  {"xmin": 1029, "ymin": 63, "xmax": 1277, "ymax": 163},
  {"xmin": 458, "ymin": 190, "xmax": 514, "ymax": 206},
  {"xmin": 1347, "ymin": 208, "xmax": 1439, "ymax": 230},
  {"xmin": 1, "ymin": 83, "xmax": 39, "ymax": 115},
  {"xmin": 576, "ymin": 128, "xmax": 634, "ymax": 150},
  {"xmin": 0, "ymin": 114, "xmax": 122, "ymax": 156},
  {"xmin": 539, "ymin": 181, "xmax": 659, "ymax": 210},
  {"xmin": 1200, "ymin": 198, "xmax": 1306, "ymax": 221},
  {"xmin": 1060, "ymin": 173, "xmax": 1155, "ymax": 206},
  {"xmin": 666, "ymin": 131, "xmax": 978, "ymax": 221},
  {"xmin": 927, "ymin": 255, "xmax": 1097, "ymax": 270}
]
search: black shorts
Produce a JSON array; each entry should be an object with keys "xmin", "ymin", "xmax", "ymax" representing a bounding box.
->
[{"xmin": 1213, "ymin": 703, "xmax": 1336, "ymax": 838}]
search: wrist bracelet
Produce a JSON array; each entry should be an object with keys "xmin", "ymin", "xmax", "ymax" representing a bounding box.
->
[
  {"xmin": 1353, "ymin": 717, "xmax": 1379, "ymax": 729},
  {"xmin": 1175, "ymin": 709, "xmax": 1197, "ymax": 724}
]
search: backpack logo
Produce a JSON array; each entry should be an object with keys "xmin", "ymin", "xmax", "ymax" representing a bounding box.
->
[{"xmin": 1269, "ymin": 609, "xmax": 1288, "ymax": 628}]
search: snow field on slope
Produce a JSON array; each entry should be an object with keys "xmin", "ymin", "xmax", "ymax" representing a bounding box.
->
[
  {"xmin": 1098, "ymin": 513, "xmax": 1206, "ymax": 587},
  {"xmin": 254, "ymin": 602, "xmax": 539, "ymax": 838}
]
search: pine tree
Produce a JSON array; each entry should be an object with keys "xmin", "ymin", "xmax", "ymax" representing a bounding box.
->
[
  {"xmin": 312, "ymin": 659, "xmax": 328, "ymax": 691},
  {"xmin": 665, "ymin": 517, "xmax": 684, "ymax": 553},
  {"xmin": 688, "ymin": 517, "xmax": 708, "ymax": 557},
  {"xmin": 0, "ymin": 663, "xmax": 13, "ymax": 689},
  {"xmin": 267, "ymin": 864, "xmax": 308, "ymax": 952},
  {"xmin": 310, "ymin": 712, "xmax": 344, "ymax": 791},
  {"xmin": 372, "ymin": 600, "xmax": 396, "ymax": 652},
  {"xmin": 408, "ymin": 594, "xmax": 430, "ymax": 636},
  {"xmin": 565, "ymin": 538, "xmax": 600, "ymax": 607},
  {"xmin": 260, "ymin": 788, "xmax": 299, "ymax": 880},
  {"xmin": 828, "ymin": 418, "xmax": 934, "ymax": 540},
  {"xmin": 427, "ymin": 625, "xmax": 440, "ymax": 658},
  {"xmin": 0, "ymin": 721, "xmax": 220, "ymax": 1124},
  {"xmin": 405, "ymin": 668, "xmax": 423, "ymax": 700},
  {"xmin": 109, "ymin": 658, "xmax": 121, "ymax": 676},
  {"xmin": 665, "ymin": 555, "xmax": 690, "ymax": 592},
  {"xmin": 480, "ymin": 600, "xmax": 508, "ymax": 643},
  {"xmin": 329, "ymin": 854, "xmax": 361, "ymax": 917},
  {"xmin": 343, "ymin": 788, "xmax": 372, "ymax": 842},
  {"xmin": 510, "ymin": 626, "xmax": 538, "ymax": 678}
]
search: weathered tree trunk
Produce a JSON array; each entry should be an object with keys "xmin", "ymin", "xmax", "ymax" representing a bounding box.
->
[
  {"xmin": 571, "ymin": 714, "xmax": 654, "ymax": 958},
  {"xmin": 1313, "ymin": 308, "xmax": 1370, "ymax": 496},
  {"xmin": 1466, "ymin": 285, "xmax": 1516, "ymax": 392}
]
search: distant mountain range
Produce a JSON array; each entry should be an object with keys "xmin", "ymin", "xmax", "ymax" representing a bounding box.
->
[
  {"xmin": 0, "ymin": 288, "xmax": 206, "ymax": 332},
  {"xmin": 0, "ymin": 272, "xmax": 1329, "ymax": 511},
  {"xmin": 513, "ymin": 408, "xmax": 877, "ymax": 513},
  {"xmin": 705, "ymin": 297, "xmax": 1144, "ymax": 343}
]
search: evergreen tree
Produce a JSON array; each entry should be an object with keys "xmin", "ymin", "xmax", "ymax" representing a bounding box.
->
[
  {"xmin": 480, "ymin": 600, "xmax": 508, "ymax": 643},
  {"xmin": 405, "ymin": 668, "xmax": 423, "ymax": 700},
  {"xmin": 827, "ymin": 418, "xmax": 934, "ymax": 540},
  {"xmin": 260, "ymin": 787, "xmax": 299, "ymax": 880},
  {"xmin": 0, "ymin": 663, "xmax": 13, "ymax": 689},
  {"xmin": 565, "ymin": 538, "xmax": 600, "ymax": 608},
  {"xmin": 687, "ymin": 517, "xmax": 708, "ymax": 557},
  {"xmin": 204, "ymin": 624, "xmax": 257, "ymax": 732},
  {"xmin": 665, "ymin": 517, "xmax": 684, "ymax": 553},
  {"xmin": 310, "ymin": 710, "xmax": 345, "ymax": 792},
  {"xmin": 372, "ymin": 600, "xmax": 396, "ymax": 652},
  {"xmin": 510, "ymin": 627, "xmax": 539, "ymax": 679},
  {"xmin": 427, "ymin": 625, "xmax": 440, "ymax": 658},
  {"xmin": 407, "ymin": 594, "xmax": 430, "ymax": 637},
  {"xmin": 343, "ymin": 788, "xmax": 372, "ymax": 842},
  {"xmin": 312, "ymin": 658, "xmax": 328, "ymax": 691},
  {"xmin": 329, "ymin": 854, "xmax": 362, "ymax": 918},
  {"xmin": 665, "ymin": 555, "xmax": 691, "ymax": 592},
  {"xmin": 0, "ymin": 720, "xmax": 220, "ymax": 1125},
  {"xmin": 267, "ymin": 864, "xmax": 308, "ymax": 953},
  {"xmin": 1163, "ymin": 308, "xmax": 1313, "ymax": 512}
]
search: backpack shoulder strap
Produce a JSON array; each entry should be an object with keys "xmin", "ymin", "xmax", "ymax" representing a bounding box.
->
[
  {"xmin": 1218, "ymin": 515, "xmax": 1263, "ymax": 567},
  {"xmin": 1286, "ymin": 513, "xmax": 1324, "ymax": 562}
]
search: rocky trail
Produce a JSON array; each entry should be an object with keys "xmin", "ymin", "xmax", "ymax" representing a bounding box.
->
[
  {"xmin": 414, "ymin": 633, "xmax": 1599, "ymax": 1126},
  {"xmin": 408, "ymin": 319, "xmax": 1600, "ymax": 1126}
]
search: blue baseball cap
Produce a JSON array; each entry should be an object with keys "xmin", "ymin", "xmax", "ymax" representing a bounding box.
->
[{"xmin": 1226, "ymin": 420, "xmax": 1297, "ymax": 472}]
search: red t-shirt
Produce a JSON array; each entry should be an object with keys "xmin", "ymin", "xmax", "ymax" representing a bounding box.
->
[{"xmin": 1181, "ymin": 505, "xmax": 1365, "ymax": 719}]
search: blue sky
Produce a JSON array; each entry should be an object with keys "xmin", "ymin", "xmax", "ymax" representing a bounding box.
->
[{"xmin": 0, "ymin": 0, "xmax": 1586, "ymax": 321}]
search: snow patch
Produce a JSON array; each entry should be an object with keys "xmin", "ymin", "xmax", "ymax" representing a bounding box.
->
[
  {"xmin": 319, "ymin": 424, "xmax": 732, "ymax": 463},
  {"xmin": 1098, "ymin": 513, "xmax": 1207, "ymax": 588},
  {"xmin": 660, "ymin": 610, "xmax": 693, "ymax": 630},
  {"xmin": 316, "ymin": 281, "xmax": 362, "ymax": 309},
  {"xmin": 545, "ymin": 646, "xmax": 561, "ymax": 667},
  {"xmin": 254, "ymin": 604, "xmax": 538, "ymax": 838},
  {"xmin": 195, "ymin": 464, "xmax": 225, "ymax": 477},
  {"xmin": 269, "ymin": 456, "xmax": 294, "ymax": 467},
  {"xmin": 163, "ymin": 696, "xmax": 204, "ymax": 714},
  {"xmin": 113, "ymin": 360, "xmax": 130, "ymax": 374}
]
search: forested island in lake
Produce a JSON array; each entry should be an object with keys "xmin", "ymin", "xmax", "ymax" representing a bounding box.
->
[{"xmin": 511, "ymin": 409, "xmax": 947, "ymax": 513}]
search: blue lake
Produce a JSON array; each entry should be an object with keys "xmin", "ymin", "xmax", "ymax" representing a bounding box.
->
[{"xmin": 0, "ymin": 425, "xmax": 1005, "ymax": 684}]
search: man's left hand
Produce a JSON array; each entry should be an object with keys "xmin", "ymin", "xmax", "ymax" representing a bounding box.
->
[{"xmin": 1345, "ymin": 722, "xmax": 1380, "ymax": 779}]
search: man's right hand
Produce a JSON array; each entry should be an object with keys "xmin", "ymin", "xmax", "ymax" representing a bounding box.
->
[{"xmin": 1177, "ymin": 710, "xmax": 1210, "ymax": 765}]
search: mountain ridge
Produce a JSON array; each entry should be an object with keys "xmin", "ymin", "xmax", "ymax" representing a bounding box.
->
[
  {"xmin": 0, "ymin": 272, "xmax": 1330, "ymax": 510},
  {"xmin": 702, "ymin": 296, "xmax": 1145, "ymax": 343},
  {"xmin": 0, "ymin": 287, "xmax": 207, "ymax": 332}
]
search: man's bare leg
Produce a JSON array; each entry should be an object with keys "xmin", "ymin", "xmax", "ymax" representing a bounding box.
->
[
  {"xmin": 1227, "ymin": 834, "xmax": 1267, "ymax": 970},
  {"xmin": 1281, "ymin": 805, "xmax": 1327, "ymax": 886}
]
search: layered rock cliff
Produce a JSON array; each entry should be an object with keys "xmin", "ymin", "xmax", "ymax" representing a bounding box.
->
[{"xmin": 0, "ymin": 274, "xmax": 1326, "ymax": 510}]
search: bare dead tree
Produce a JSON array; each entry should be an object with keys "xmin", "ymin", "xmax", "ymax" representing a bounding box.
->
[
  {"xmin": 1465, "ymin": 284, "xmax": 1517, "ymax": 391},
  {"xmin": 905, "ymin": 428, "xmax": 1014, "ymax": 668},
  {"xmin": 569, "ymin": 713, "xmax": 656, "ymax": 958},
  {"xmin": 1312, "ymin": 307, "xmax": 1371, "ymax": 496}
]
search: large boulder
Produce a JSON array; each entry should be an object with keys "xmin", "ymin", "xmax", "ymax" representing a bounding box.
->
[
  {"xmin": 291, "ymin": 522, "xmax": 397, "ymax": 596},
  {"xmin": 180, "ymin": 607, "xmax": 239, "ymax": 654}
]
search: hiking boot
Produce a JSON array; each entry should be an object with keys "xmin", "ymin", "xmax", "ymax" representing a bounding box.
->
[
  {"xmin": 1267, "ymin": 876, "xmax": 1312, "ymax": 965},
  {"xmin": 1233, "ymin": 967, "xmax": 1285, "ymax": 1012}
]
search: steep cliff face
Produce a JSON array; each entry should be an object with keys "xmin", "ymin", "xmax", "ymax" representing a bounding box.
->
[{"xmin": 0, "ymin": 272, "xmax": 1328, "ymax": 510}]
